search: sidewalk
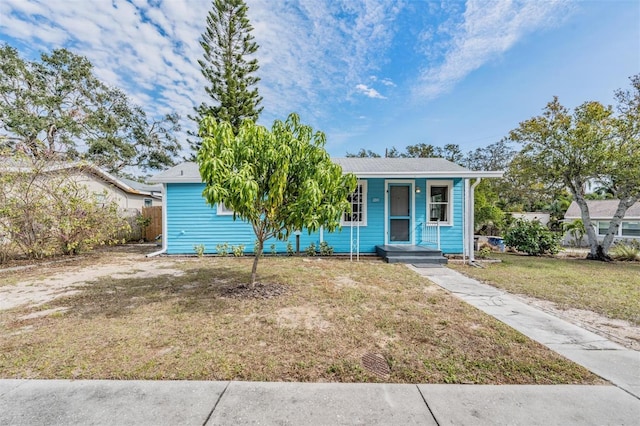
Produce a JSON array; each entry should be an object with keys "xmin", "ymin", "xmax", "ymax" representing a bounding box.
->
[
  {"xmin": 1, "ymin": 266, "xmax": 639, "ymax": 425},
  {"xmin": 1, "ymin": 380, "xmax": 638, "ymax": 425}
]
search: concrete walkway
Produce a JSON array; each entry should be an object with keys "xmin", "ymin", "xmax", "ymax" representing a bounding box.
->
[
  {"xmin": 409, "ymin": 266, "xmax": 640, "ymax": 399},
  {"xmin": 1, "ymin": 266, "xmax": 639, "ymax": 425}
]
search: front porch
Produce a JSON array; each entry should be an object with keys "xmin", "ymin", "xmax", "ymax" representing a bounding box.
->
[{"xmin": 375, "ymin": 245, "xmax": 447, "ymax": 266}]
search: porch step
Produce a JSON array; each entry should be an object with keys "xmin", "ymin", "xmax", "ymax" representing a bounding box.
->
[{"xmin": 375, "ymin": 245, "xmax": 448, "ymax": 265}]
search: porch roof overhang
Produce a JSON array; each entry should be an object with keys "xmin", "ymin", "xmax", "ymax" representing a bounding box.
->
[
  {"xmin": 332, "ymin": 157, "xmax": 502, "ymax": 179},
  {"xmin": 349, "ymin": 171, "xmax": 504, "ymax": 179}
]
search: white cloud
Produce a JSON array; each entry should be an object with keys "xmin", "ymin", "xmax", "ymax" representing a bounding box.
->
[
  {"xmin": 355, "ymin": 84, "xmax": 386, "ymax": 99},
  {"xmin": 416, "ymin": 0, "xmax": 575, "ymax": 99},
  {"xmin": 247, "ymin": 0, "xmax": 401, "ymax": 123},
  {"xmin": 380, "ymin": 78, "xmax": 396, "ymax": 87},
  {"xmin": 0, "ymin": 0, "xmax": 404, "ymax": 146}
]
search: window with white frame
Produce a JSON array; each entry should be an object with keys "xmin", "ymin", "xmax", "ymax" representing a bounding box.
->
[
  {"xmin": 144, "ymin": 198, "xmax": 153, "ymax": 207},
  {"xmin": 621, "ymin": 221, "xmax": 640, "ymax": 237},
  {"xmin": 342, "ymin": 181, "xmax": 367, "ymax": 226},
  {"xmin": 427, "ymin": 181, "xmax": 452, "ymax": 225},
  {"xmin": 217, "ymin": 202, "xmax": 234, "ymax": 215},
  {"xmin": 597, "ymin": 221, "xmax": 610, "ymax": 236}
]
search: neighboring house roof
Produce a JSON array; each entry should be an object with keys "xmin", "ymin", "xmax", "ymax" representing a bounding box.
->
[
  {"xmin": 119, "ymin": 177, "xmax": 163, "ymax": 195},
  {"xmin": 564, "ymin": 200, "xmax": 640, "ymax": 220},
  {"xmin": 0, "ymin": 159, "xmax": 161, "ymax": 199},
  {"xmin": 151, "ymin": 159, "xmax": 503, "ymax": 183}
]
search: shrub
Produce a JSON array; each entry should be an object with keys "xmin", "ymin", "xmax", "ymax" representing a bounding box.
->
[
  {"xmin": 0, "ymin": 157, "xmax": 129, "ymax": 258},
  {"xmin": 477, "ymin": 246, "xmax": 492, "ymax": 259},
  {"xmin": 504, "ymin": 219, "xmax": 561, "ymax": 256},
  {"xmin": 305, "ymin": 242, "xmax": 316, "ymax": 256},
  {"xmin": 232, "ymin": 244, "xmax": 245, "ymax": 257},
  {"xmin": 319, "ymin": 241, "xmax": 334, "ymax": 256},
  {"xmin": 136, "ymin": 215, "xmax": 152, "ymax": 241},
  {"xmin": 215, "ymin": 242, "xmax": 230, "ymax": 256},
  {"xmin": 193, "ymin": 244, "xmax": 206, "ymax": 257},
  {"xmin": 563, "ymin": 219, "xmax": 586, "ymax": 247},
  {"xmin": 610, "ymin": 242, "xmax": 640, "ymax": 261},
  {"xmin": 286, "ymin": 241, "xmax": 295, "ymax": 256},
  {"xmin": 270, "ymin": 243, "xmax": 277, "ymax": 255}
]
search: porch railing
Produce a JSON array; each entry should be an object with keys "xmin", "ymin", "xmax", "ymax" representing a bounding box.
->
[{"xmin": 420, "ymin": 222, "xmax": 441, "ymax": 250}]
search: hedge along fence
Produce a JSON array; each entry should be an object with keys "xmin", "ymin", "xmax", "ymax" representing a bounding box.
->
[{"xmin": 119, "ymin": 209, "xmax": 143, "ymax": 242}]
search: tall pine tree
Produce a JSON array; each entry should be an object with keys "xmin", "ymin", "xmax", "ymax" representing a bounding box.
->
[{"xmin": 188, "ymin": 0, "xmax": 263, "ymax": 158}]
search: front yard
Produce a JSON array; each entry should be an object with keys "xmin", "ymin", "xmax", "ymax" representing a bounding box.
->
[
  {"xmin": 0, "ymin": 246, "xmax": 602, "ymax": 384},
  {"xmin": 449, "ymin": 252, "xmax": 640, "ymax": 350},
  {"xmin": 450, "ymin": 253, "xmax": 640, "ymax": 326}
]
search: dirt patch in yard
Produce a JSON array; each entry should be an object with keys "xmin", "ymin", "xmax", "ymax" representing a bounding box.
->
[{"xmin": 0, "ymin": 245, "xmax": 185, "ymax": 310}]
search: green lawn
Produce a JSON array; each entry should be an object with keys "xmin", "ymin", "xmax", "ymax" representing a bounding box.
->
[{"xmin": 449, "ymin": 253, "xmax": 640, "ymax": 325}]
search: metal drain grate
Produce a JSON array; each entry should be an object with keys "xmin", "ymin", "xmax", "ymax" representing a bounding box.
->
[{"xmin": 361, "ymin": 352, "xmax": 390, "ymax": 378}]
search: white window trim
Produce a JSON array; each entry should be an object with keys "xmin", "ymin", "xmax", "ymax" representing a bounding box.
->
[
  {"xmin": 143, "ymin": 198, "xmax": 153, "ymax": 207},
  {"xmin": 621, "ymin": 220, "xmax": 640, "ymax": 237},
  {"xmin": 597, "ymin": 220, "xmax": 640, "ymax": 237},
  {"xmin": 217, "ymin": 202, "xmax": 234, "ymax": 216},
  {"xmin": 427, "ymin": 180, "xmax": 454, "ymax": 226},
  {"xmin": 341, "ymin": 180, "xmax": 367, "ymax": 226}
]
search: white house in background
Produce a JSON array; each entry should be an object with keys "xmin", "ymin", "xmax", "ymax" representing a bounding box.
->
[
  {"xmin": 564, "ymin": 200, "xmax": 640, "ymax": 242},
  {"xmin": 2, "ymin": 160, "xmax": 162, "ymax": 211},
  {"xmin": 54, "ymin": 164, "xmax": 163, "ymax": 211}
]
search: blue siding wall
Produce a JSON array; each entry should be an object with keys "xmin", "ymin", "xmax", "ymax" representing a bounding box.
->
[
  {"xmin": 165, "ymin": 178, "xmax": 465, "ymax": 255},
  {"xmin": 166, "ymin": 183, "xmax": 321, "ymax": 255}
]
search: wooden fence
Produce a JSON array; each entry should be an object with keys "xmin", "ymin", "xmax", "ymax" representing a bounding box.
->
[{"xmin": 142, "ymin": 206, "xmax": 162, "ymax": 241}]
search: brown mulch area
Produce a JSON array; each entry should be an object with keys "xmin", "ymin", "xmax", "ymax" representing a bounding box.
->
[{"xmin": 220, "ymin": 282, "xmax": 290, "ymax": 299}]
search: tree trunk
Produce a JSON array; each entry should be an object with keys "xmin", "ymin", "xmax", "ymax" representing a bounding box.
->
[
  {"xmin": 250, "ymin": 239, "xmax": 263, "ymax": 289},
  {"xmin": 586, "ymin": 245, "xmax": 612, "ymax": 262},
  {"xmin": 600, "ymin": 196, "xmax": 640, "ymax": 253},
  {"xmin": 572, "ymin": 192, "xmax": 599, "ymax": 258}
]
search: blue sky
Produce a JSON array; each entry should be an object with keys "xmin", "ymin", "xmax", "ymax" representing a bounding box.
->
[{"xmin": 1, "ymin": 0, "xmax": 638, "ymax": 160}]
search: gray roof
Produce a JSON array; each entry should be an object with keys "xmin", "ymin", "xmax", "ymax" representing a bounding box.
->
[
  {"xmin": 333, "ymin": 157, "xmax": 479, "ymax": 177},
  {"xmin": 564, "ymin": 200, "xmax": 640, "ymax": 220},
  {"xmin": 151, "ymin": 162, "xmax": 201, "ymax": 183},
  {"xmin": 120, "ymin": 177, "xmax": 162, "ymax": 193},
  {"xmin": 152, "ymin": 158, "xmax": 502, "ymax": 183}
]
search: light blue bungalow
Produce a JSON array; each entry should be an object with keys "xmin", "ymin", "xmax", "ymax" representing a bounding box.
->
[{"xmin": 151, "ymin": 158, "xmax": 502, "ymax": 264}]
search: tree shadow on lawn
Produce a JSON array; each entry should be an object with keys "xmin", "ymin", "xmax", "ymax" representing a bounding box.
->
[{"xmin": 37, "ymin": 264, "xmax": 288, "ymax": 319}]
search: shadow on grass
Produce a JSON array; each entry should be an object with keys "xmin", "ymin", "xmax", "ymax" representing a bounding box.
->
[{"xmin": 45, "ymin": 264, "xmax": 269, "ymax": 319}]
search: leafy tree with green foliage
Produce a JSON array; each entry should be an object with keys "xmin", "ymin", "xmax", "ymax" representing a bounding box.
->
[
  {"xmin": 189, "ymin": 0, "xmax": 262, "ymax": 158},
  {"xmin": 345, "ymin": 148, "xmax": 381, "ymax": 158},
  {"xmin": 473, "ymin": 179, "xmax": 505, "ymax": 235},
  {"xmin": 508, "ymin": 75, "xmax": 640, "ymax": 260},
  {"xmin": 198, "ymin": 113, "xmax": 357, "ymax": 287},
  {"xmin": 504, "ymin": 219, "xmax": 560, "ymax": 256},
  {"xmin": 0, "ymin": 44, "xmax": 181, "ymax": 175},
  {"xmin": 563, "ymin": 219, "xmax": 586, "ymax": 247},
  {"xmin": 402, "ymin": 143, "xmax": 465, "ymax": 164}
]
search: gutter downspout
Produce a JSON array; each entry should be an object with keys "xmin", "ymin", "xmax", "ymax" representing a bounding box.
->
[
  {"xmin": 146, "ymin": 183, "xmax": 168, "ymax": 258},
  {"xmin": 468, "ymin": 178, "xmax": 482, "ymax": 264},
  {"xmin": 463, "ymin": 179, "xmax": 468, "ymax": 264}
]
